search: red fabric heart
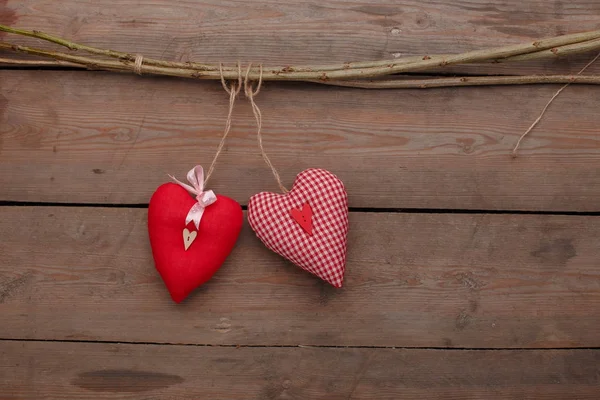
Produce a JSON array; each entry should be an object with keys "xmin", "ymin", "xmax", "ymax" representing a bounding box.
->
[
  {"xmin": 248, "ymin": 169, "xmax": 349, "ymax": 287},
  {"xmin": 148, "ymin": 183, "xmax": 243, "ymax": 303}
]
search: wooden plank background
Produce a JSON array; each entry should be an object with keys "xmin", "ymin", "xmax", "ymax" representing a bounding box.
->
[
  {"xmin": 3, "ymin": 71, "xmax": 600, "ymax": 210},
  {"xmin": 1, "ymin": 0, "xmax": 600, "ymax": 398},
  {"xmin": 2, "ymin": 206, "xmax": 600, "ymax": 348},
  {"xmin": 2, "ymin": 0, "xmax": 600, "ymax": 73},
  {"xmin": 1, "ymin": 0, "xmax": 600, "ymax": 210},
  {"xmin": 2, "ymin": 343, "xmax": 600, "ymax": 399}
]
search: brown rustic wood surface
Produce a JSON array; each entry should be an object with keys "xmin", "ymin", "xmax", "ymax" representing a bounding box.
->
[
  {"xmin": 1, "ymin": 207, "xmax": 600, "ymax": 348},
  {"xmin": 2, "ymin": 71, "xmax": 600, "ymax": 210},
  {"xmin": 2, "ymin": 342, "xmax": 600, "ymax": 399},
  {"xmin": 2, "ymin": 1, "xmax": 600, "ymax": 399},
  {"xmin": 2, "ymin": 0, "xmax": 600, "ymax": 75}
]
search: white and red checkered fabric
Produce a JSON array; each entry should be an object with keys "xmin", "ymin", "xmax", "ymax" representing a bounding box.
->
[{"xmin": 248, "ymin": 169, "xmax": 349, "ymax": 287}]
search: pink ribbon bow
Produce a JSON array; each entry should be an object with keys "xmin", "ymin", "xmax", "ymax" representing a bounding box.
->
[{"xmin": 169, "ymin": 166, "xmax": 217, "ymax": 230}]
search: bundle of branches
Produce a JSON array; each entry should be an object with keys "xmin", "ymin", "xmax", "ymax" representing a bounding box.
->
[{"xmin": 1, "ymin": 24, "xmax": 600, "ymax": 89}]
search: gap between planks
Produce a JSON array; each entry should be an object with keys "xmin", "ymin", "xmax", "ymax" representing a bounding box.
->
[
  {"xmin": 1, "ymin": 337, "xmax": 599, "ymax": 351},
  {"xmin": 2, "ymin": 201, "xmax": 600, "ymax": 216}
]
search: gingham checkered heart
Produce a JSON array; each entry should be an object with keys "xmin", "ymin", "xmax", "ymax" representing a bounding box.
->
[{"xmin": 248, "ymin": 169, "xmax": 349, "ymax": 287}]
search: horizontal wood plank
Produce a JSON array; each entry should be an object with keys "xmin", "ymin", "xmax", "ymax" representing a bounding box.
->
[
  {"xmin": 2, "ymin": 0, "xmax": 600, "ymax": 76},
  {"xmin": 1, "ymin": 206, "xmax": 599, "ymax": 347},
  {"xmin": 1, "ymin": 341, "xmax": 599, "ymax": 399},
  {"xmin": 2, "ymin": 71, "xmax": 600, "ymax": 210}
]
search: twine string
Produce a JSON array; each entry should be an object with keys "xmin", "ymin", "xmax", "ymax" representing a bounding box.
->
[
  {"xmin": 203, "ymin": 62, "xmax": 243, "ymax": 185},
  {"xmin": 243, "ymin": 63, "xmax": 289, "ymax": 193},
  {"xmin": 133, "ymin": 54, "xmax": 144, "ymax": 75}
]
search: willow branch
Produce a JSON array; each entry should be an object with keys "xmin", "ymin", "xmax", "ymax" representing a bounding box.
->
[
  {"xmin": 317, "ymin": 75, "xmax": 600, "ymax": 89},
  {"xmin": 500, "ymin": 37, "xmax": 600, "ymax": 62},
  {"xmin": 4, "ymin": 39, "xmax": 600, "ymax": 71},
  {"xmin": 311, "ymin": 38, "xmax": 600, "ymax": 71},
  {"xmin": 2, "ymin": 41, "xmax": 600, "ymax": 89},
  {"xmin": 0, "ymin": 57, "xmax": 81, "ymax": 67},
  {"xmin": 0, "ymin": 25, "xmax": 217, "ymax": 71},
  {"xmin": 2, "ymin": 24, "xmax": 600, "ymax": 79},
  {"xmin": 2, "ymin": 43, "xmax": 599, "ymax": 89},
  {"xmin": 0, "ymin": 42, "xmax": 212, "ymax": 76}
]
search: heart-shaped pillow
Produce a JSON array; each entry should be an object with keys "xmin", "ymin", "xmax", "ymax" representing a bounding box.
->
[
  {"xmin": 148, "ymin": 183, "xmax": 243, "ymax": 302},
  {"xmin": 247, "ymin": 169, "xmax": 349, "ymax": 287}
]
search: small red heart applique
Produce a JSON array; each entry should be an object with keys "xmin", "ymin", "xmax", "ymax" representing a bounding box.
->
[
  {"xmin": 148, "ymin": 183, "xmax": 243, "ymax": 303},
  {"xmin": 247, "ymin": 169, "xmax": 349, "ymax": 287},
  {"xmin": 290, "ymin": 203, "xmax": 313, "ymax": 235}
]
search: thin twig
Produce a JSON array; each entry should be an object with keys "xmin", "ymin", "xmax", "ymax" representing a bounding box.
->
[
  {"xmin": 0, "ymin": 25, "xmax": 217, "ymax": 71},
  {"xmin": 4, "ymin": 38, "xmax": 600, "ymax": 72},
  {"xmin": 312, "ymin": 38, "xmax": 600, "ymax": 71},
  {"xmin": 3, "ymin": 43, "xmax": 600, "ymax": 88},
  {"xmin": 511, "ymin": 51, "xmax": 600, "ymax": 157},
  {"xmin": 2, "ymin": 24, "xmax": 600, "ymax": 79},
  {"xmin": 3, "ymin": 42, "xmax": 600, "ymax": 88},
  {"xmin": 3, "ymin": 38, "xmax": 600, "ymax": 82},
  {"xmin": 500, "ymin": 38, "xmax": 600, "ymax": 62},
  {"xmin": 0, "ymin": 57, "xmax": 82, "ymax": 67},
  {"xmin": 316, "ymin": 75, "xmax": 600, "ymax": 88}
]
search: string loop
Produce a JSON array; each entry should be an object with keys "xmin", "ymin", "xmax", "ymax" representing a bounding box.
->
[
  {"xmin": 203, "ymin": 62, "xmax": 242, "ymax": 185},
  {"xmin": 244, "ymin": 63, "xmax": 288, "ymax": 193},
  {"xmin": 192, "ymin": 62, "xmax": 288, "ymax": 193}
]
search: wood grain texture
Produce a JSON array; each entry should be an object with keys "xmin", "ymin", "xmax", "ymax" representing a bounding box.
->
[
  {"xmin": 1, "ymin": 206, "xmax": 599, "ymax": 347},
  {"xmin": 2, "ymin": 341, "xmax": 600, "ymax": 399},
  {"xmin": 2, "ymin": 71, "xmax": 600, "ymax": 210},
  {"xmin": 3, "ymin": 2, "xmax": 600, "ymax": 396},
  {"xmin": 2, "ymin": 0, "xmax": 600, "ymax": 76}
]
